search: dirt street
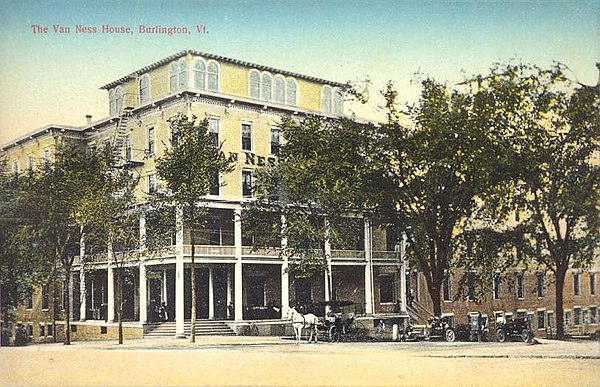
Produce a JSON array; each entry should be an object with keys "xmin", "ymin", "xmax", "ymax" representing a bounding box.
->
[{"xmin": 1, "ymin": 338, "xmax": 599, "ymax": 386}]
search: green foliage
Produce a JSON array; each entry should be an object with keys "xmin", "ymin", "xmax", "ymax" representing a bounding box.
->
[{"xmin": 243, "ymin": 115, "xmax": 378, "ymax": 278}]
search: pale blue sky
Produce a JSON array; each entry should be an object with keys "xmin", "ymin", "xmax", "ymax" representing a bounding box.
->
[{"xmin": 1, "ymin": 0, "xmax": 598, "ymax": 144}]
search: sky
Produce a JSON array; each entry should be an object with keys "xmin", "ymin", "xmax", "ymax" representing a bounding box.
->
[{"xmin": 0, "ymin": 0, "xmax": 598, "ymax": 146}]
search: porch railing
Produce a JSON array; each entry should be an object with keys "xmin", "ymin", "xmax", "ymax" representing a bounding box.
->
[{"xmin": 331, "ymin": 250, "xmax": 365, "ymax": 260}]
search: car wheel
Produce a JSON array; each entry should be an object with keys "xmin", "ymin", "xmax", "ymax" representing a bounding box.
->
[
  {"xmin": 497, "ymin": 329, "xmax": 506, "ymax": 343},
  {"xmin": 329, "ymin": 326, "xmax": 340, "ymax": 343},
  {"xmin": 520, "ymin": 329, "xmax": 530, "ymax": 342},
  {"xmin": 445, "ymin": 328, "xmax": 456, "ymax": 342}
]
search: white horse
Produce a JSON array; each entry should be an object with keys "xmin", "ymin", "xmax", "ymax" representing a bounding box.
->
[{"xmin": 287, "ymin": 306, "xmax": 319, "ymax": 344}]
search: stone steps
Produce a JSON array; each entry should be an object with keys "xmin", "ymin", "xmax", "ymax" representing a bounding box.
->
[{"xmin": 144, "ymin": 320, "xmax": 236, "ymax": 337}]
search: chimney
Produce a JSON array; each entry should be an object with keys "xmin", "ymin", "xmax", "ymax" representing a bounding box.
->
[{"xmin": 86, "ymin": 114, "xmax": 92, "ymax": 125}]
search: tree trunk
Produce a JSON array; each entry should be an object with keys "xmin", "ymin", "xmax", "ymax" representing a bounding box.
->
[
  {"xmin": 428, "ymin": 281, "xmax": 442, "ymax": 317},
  {"xmin": 63, "ymin": 270, "xmax": 71, "ymax": 345},
  {"xmin": 117, "ymin": 266, "xmax": 123, "ymax": 345},
  {"xmin": 190, "ymin": 209, "xmax": 196, "ymax": 343},
  {"xmin": 555, "ymin": 267, "xmax": 566, "ymax": 339}
]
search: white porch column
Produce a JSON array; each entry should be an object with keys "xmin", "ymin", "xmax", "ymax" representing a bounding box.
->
[
  {"xmin": 208, "ymin": 267, "xmax": 214, "ymax": 319},
  {"xmin": 162, "ymin": 269, "xmax": 168, "ymax": 304},
  {"xmin": 175, "ymin": 205, "xmax": 185, "ymax": 338},
  {"xmin": 364, "ymin": 218, "xmax": 374, "ymax": 315},
  {"xmin": 107, "ymin": 241, "xmax": 115, "ymax": 322},
  {"xmin": 79, "ymin": 269, "xmax": 87, "ymax": 321},
  {"xmin": 227, "ymin": 269, "xmax": 233, "ymax": 318},
  {"xmin": 68, "ymin": 273, "xmax": 74, "ymax": 320},
  {"xmin": 139, "ymin": 212, "xmax": 148, "ymax": 324},
  {"xmin": 234, "ymin": 208, "xmax": 243, "ymax": 320},
  {"xmin": 399, "ymin": 232, "xmax": 408, "ymax": 313},
  {"xmin": 324, "ymin": 218, "xmax": 332, "ymax": 311},
  {"xmin": 79, "ymin": 235, "xmax": 86, "ymax": 321},
  {"xmin": 280, "ymin": 214, "xmax": 289, "ymax": 317}
]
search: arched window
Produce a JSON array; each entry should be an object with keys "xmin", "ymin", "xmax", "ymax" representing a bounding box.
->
[
  {"xmin": 274, "ymin": 75, "xmax": 285, "ymax": 104},
  {"xmin": 178, "ymin": 58, "xmax": 188, "ymax": 90},
  {"xmin": 286, "ymin": 78, "xmax": 297, "ymax": 106},
  {"xmin": 321, "ymin": 85, "xmax": 332, "ymax": 114},
  {"xmin": 261, "ymin": 72, "xmax": 272, "ymax": 101},
  {"xmin": 109, "ymin": 89, "xmax": 116, "ymax": 116},
  {"xmin": 193, "ymin": 59, "xmax": 206, "ymax": 90},
  {"xmin": 207, "ymin": 61, "xmax": 219, "ymax": 91},
  {"xmin": 139, "ymin": 74, "xmax": 150, "ymax": 104},
  {"xmin": 115, "ymin": 87, "xmax": 124, "ymax": 114},
  {"xmin": 249, "ymin": 70, "xmax": 260, "ymax": 99},
  {"xmin": 333, "ymin": 88, "xmax": 343, "ymax": 115},
  {"xmin": 170, "ymin": 62, "xmax": 178, "ymax": 92}
]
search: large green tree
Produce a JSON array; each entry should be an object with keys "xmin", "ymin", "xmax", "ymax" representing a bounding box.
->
[
  {"xmin": 243, "ymin": 115, "xmax": 379, "ymax": 302},
  {"xmin": 84, "ymin": 147, "xmax": 139, "ymax": 345},
  {"xmin": 156, "ymin": 115, "xmax": 234, "ymax": 342},
  {"xmin": 374, "ymin": 78, "xmax": 516, "ymax": 316},
  {"xmin": 23, "ymin": 140, "xmax": 116, "ymax": 345},
  {"xmin": 482, "ymin": 64, "xmax": 600, "ymax": 339}
]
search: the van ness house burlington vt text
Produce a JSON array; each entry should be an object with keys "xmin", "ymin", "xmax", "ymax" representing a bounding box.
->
[{"xmin": 30, "ymin": 24, "xmax": 208, "ymax": 35}]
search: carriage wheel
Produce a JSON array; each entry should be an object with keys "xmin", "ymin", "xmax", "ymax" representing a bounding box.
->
[
  {"xmin": 329, "ymin": 326, "xmax": 340, "ymax": 342},
  {"xmin": 352, "ymin": 322, "xmax": 367, "ymax": 342}
]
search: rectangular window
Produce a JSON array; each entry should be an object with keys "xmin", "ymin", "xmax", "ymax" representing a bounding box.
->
[
  {"xmin": 43, "ymin": 149, "xmax": 51, "ymax": 163},
  {"xmin": 147, "ymin": 173, "xmax": 156, "ymax": 194},
  {"xmin": 547, "ymin": 312, "xmax": 555, "ymax": 329},
  {"xmin": 467, "ymin": 272, "xmax": 476, "ymax": 301},
  {"xmin": 27, "ymin": 324, "xmax": 33, "ymax": 337},
  {"xmin": 574, "ymin": 307, "xmax": 581, "ymax": 325},
  {"xmin": 590, "ymin": 273, "xmax": 596, "ymax": 295},
  {"xmin": 270, "ymin": 127, "xmax": 280, "ymax": 155},
  {"xmin": 125, "ymin": 135, "xmax": 132, "ymax": 161},
  {"xmin": 537, "ymin": 310, "xmax": 545, "ymax": 329},
  {"xmin": 443, "ymin": 274, "xmax": 451, "ymax": 301},
  {"xmin": 242, "ymin": 170, "xmax": 253, "ymax": 198},
  {"xmin": 147, "ymin": 126, "xmax": 156, "ymax": 155},
  {"xmin": 379, "ymin": 274, "xmax": 395, "ymax": 304},
  {"xmin": 209, "ymin": 170, "xmax": 219, "ymax": 196},
  {"xmin": 517, "ymin": 272, "xmax": 525, "ymax": 299},
  {"xmin": 574, "ymin": 272, "xmax": 580, "ymax": 296},
  {"xmin": 590, "ymin": 307, "xmax": 598, "ymax": 324},
  {"xmin": 39, "ymin": 324, "xmax": 45, "ymax": 337},
  {"xmin": 28, "ymin": 155, "xmax": 34, "ymax": 171},
  {"xmin": 537, "ymin": 272, "xmax": 546, "ymax": 297},
  {"xmin": 12, "ymin": 159, "xmax": 19, "ymax": 175},
  {"xmin": 47, "ymin": 324, "xmax": 53, "ymax": 337},
  {"xmin": 493, "ymin": 273, "xmax": 501, "ymax": 299},
  {"xmin": 565, "ymin": 311, "xmax": 572, "ymax": 326},
  {"xmin": 247, "ymin": 276, "xmax": 266, "ymax": 307},
  {"xmin": 41, "ymin": 284, "xmax": 49, "ymax": 310},
  {"xmin": 241, "ymin": 123, "xmax": 252, "ymax": 151},
  {"xmin": 208, "ymin": 118, "xmax": 219, "ymax": 147},
  {"xmin": 26, "ymin": 288, "xmax": 33, "ymax": 309}
]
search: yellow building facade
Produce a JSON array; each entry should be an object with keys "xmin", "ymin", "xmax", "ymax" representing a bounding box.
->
[{"xmin": 2, "ymin": 50, "xmax": 404, "ymax": 340}]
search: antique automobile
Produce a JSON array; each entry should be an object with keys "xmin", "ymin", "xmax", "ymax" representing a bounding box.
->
[
  {"xmin": 427, "ymin": 315, "xmax": 456, "ymax": 342},
  {"xmin": 495, "ymin": 312, "xmax": 534, "ymax": 342},
  {"xmin": 427, "ymin": 313, "xmax": 489, "ymax": 342}
]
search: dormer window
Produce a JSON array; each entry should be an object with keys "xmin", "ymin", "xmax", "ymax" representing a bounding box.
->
[
  {"xmin": 321, "ymin": 85, "xmax": 343, "ymax": 115},
  {"xmin": 286, "ymin": 79, "xmax": 297, "ymax": 106},
  {"xmin": 170, "ymin": 58, "xmax": 188, "ymax": 93},
  {"xmin": 115, "ymin": 87, "xmax": 124, "ymax": 115},
  {"xmin": 193, "ymin": 58, "xmax": 219, "ymax": 91},
  {"xmin": 274, "ymin": 75, "xmax": 285, "ymax": 104},
  {"xmin": 261, "ymin": 72, "xmax": 272, "ymax": 101},
  {"xmin": 249, "ymin": 70, "xmax": 260, "ymax": 99},
  {"xmin": 139, "ymin": 74, "xmax": 150, "ymax": 104}
]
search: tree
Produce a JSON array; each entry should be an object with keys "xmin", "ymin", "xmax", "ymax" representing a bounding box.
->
[
  {"xmin": 374, "ymin": 78, "xmax": 516, "ymax": 316},
  {"xmin": 23, "ymin": 140, "xmax": 116, "ymax": 345},
  {"xmin": 487, "ymin": 64, "xmax": 599, "ymax": 339},
  {"xmin": 155, "ymin": 115, "xmax": 234, "ymax": 342},
  {"xmin": 0, "ymin": 159, "xmax": 53, "ymax": 338},
  {"xmin": 243, "ymin": 115, "xmax": 379, "ymax": 302},
  {"xmin": 84, "ymin": 147, "xmax": 139, "ymax": 345}
]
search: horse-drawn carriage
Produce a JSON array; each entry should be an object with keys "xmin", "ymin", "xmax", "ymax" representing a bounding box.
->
[{"xmin": 288, "ymin": 300, "xmax": 369, "ymax": 343}]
